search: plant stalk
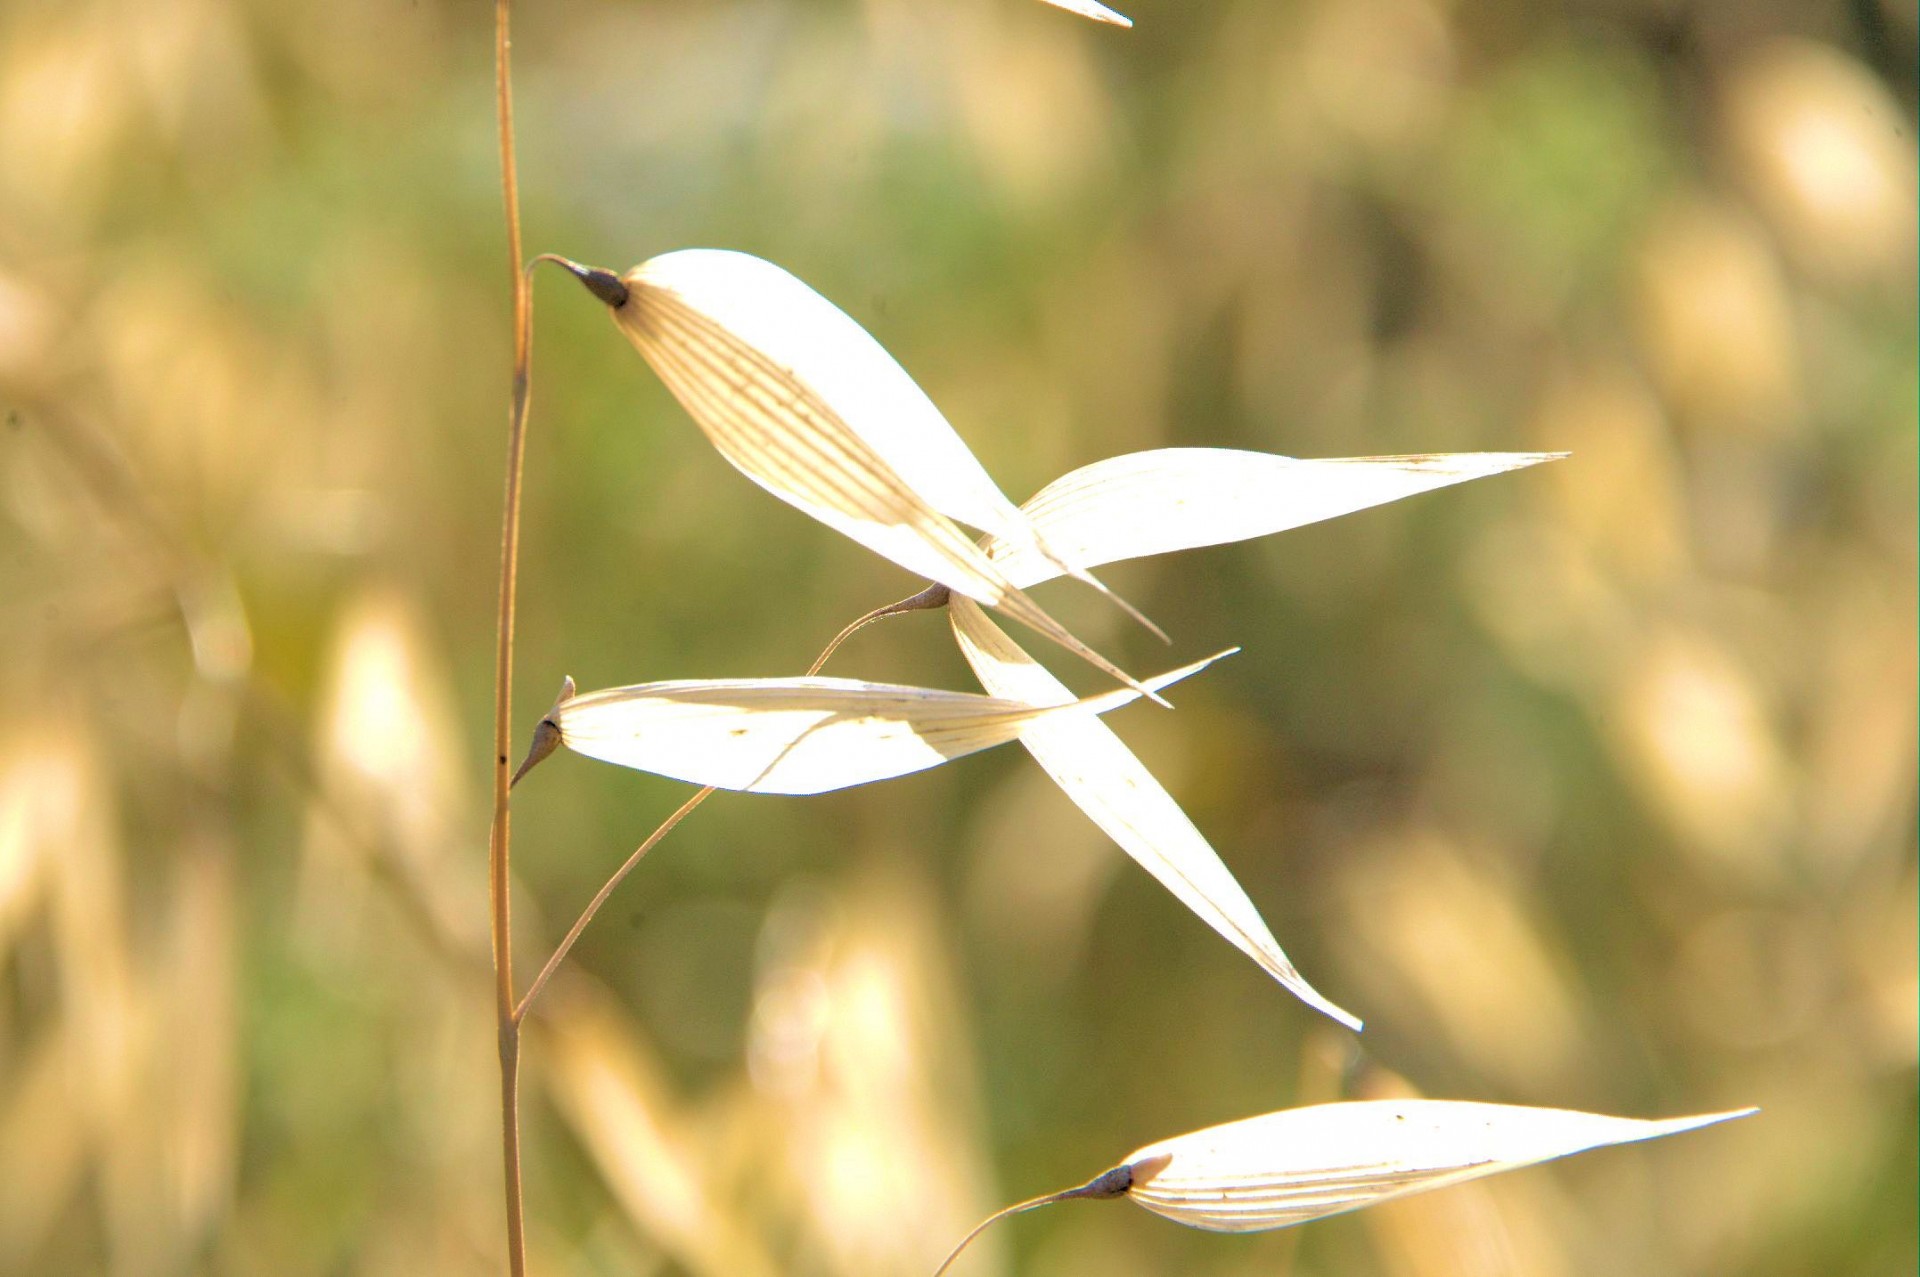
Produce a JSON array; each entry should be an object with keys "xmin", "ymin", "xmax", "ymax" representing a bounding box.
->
[{"xmin": 491, "ymin": 1, "xmax": 531, "ymax": 1273}]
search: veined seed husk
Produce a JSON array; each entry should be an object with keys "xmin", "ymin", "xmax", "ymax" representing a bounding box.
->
[
  {"xmin": 587, "ymin": 248, "xmax": 1165, "ymax": 701},
  {"xmin": 1117, "ymin": 1099, "xmax": 1756, "ymax": 1233},
  {"xmin": 553, "ymin": 653, "xmax": 1229, "ymax": 795}
]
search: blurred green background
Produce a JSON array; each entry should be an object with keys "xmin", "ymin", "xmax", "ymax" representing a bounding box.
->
[{"xmin": 0, "ymin": 0, "xmax": 1913, "ymax": 1273}]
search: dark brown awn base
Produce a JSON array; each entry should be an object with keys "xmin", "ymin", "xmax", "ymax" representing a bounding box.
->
[{"xmin": 554, "ymin": 256, "xmax": 632, "ymax": 309}]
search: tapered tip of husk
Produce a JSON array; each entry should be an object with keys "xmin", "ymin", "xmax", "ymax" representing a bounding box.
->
[
  {"xmin": 1038, "ymin": 0, "xmax": 1133, "ymax": 25},
  {"xmin": 1648, "ymin": 1106, "xmax": 1761, "ymax": 1135},
  {"xmin": 509, "ymin": 677, "xmax": 575, "ymax": 789}
]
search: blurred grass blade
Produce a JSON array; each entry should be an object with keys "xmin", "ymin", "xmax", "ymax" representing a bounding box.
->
[
  {"xmin": 543, "ymin": 987, "xmax": 781, "ymax": 1277},
  {"xmin": 1120, "ymin": 1100, "xmax": 1756, "ymax": 1233},
  {"xmin": 985, "ymin": 450, "xmax": 1566, "ymax": 588},
  {"xmin": 949, "ymin": 597, "xmax": 1361, "ymax": 1029},
  {"xmin": 598, "ymin": 249, "xmax": 1163, "ymax": 699},
  {"xmin": 555, "ymin": 657, "xmax": 1226, "ymax": 795},
  {"xmin": 0, "ymin": 1029, "xmax": 87, "ymax": 1258},
  {"xmin": 1037, "ymin": 0, "xmax": 1133, "ymax": 25}
]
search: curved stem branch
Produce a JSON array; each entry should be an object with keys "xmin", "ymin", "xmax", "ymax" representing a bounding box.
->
[
  {"xmin": 931, "ymin": 1166, "xmax": 1133, "ymax": 1277},
  {"xmin": 510, "ymin": 584, "xmax": 949, "ymax": 1022},
  {"xmin": 806, "ymin": 581, "xmax": 951, "ymax": 676},
  {"xmin": 513, "ymin": 785, "xmax": 718, "ymax": 1024}
]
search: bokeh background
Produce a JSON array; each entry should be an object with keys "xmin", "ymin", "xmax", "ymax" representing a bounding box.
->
[{"xmin": 0, "ymin": 0, "xmax": 1913, "ymax": 1273}]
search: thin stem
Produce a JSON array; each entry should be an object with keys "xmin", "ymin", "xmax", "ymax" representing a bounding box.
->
[
  {"xmin": 491, "ymin": 1, "xmax": 531, "ymax": 1274},
  {"xmin": 931, "ymin": 1166, "xmax": 1133, "ymax": 1277},
  {"xmin": 513, "ymin": 785, "xmax": 718, "ymax": 1023},
  {"xmin": 929, "ymin": 1199, "xmax": 1046, "ymax": 1277},
  {"xmin": 806, "ymin": 581, "xmax": 951, "ymax": 676}
]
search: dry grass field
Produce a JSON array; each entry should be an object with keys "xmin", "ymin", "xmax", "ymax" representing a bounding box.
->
[{"xmin": 0, "ymin": 0, "xmax": 1912, "ymax": 1273}]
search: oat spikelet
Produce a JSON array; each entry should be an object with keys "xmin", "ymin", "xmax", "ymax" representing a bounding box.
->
[
  {"xmin": 1121, "ymin": 1100, "xmax": 1756, "ymax": 1233},
  {"xmin": 552, "ymin": 654, "xmax": 1229, "ymax": 795},
  {"xmin": 933, "ymin": 1101, "xmax": 1753, "ymax": 1272},
  {"xmin": 571, "ymin": 249, "xmax": 1167, "ymax": 701}
]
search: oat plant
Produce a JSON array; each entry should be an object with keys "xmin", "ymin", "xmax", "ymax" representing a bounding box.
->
[{"xmin": 479, "ymin": 4, "xmax": 1752, "ymax": 1274}]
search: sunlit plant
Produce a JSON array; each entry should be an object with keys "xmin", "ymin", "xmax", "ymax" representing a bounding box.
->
[
  {"xmin": 543, "ymin": 246, "xmax": 1575, "ymax": 1029},
  {"xmin": 478, "ymin": 2, "xmax": 1754, "ymax": 1274}
]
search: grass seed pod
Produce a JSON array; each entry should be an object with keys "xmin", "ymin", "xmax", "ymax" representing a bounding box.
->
[
  {"xmin": 1121, "ymin": 1100, "xmax": 1756, "ymax": 1232},
  {"xmin": 563, "ymin": 249, "xmax": 1167, "ymax": 702},
  {"xmin": 548, "ymin": 652, "xmax": 1231, "ymax": 795},
  {"xmin": 935, "ymin": 1100, "xmax": 1754, "ymax": 1273}
]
